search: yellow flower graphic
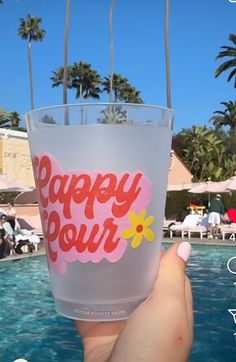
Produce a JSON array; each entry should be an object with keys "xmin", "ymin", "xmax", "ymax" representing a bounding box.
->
[{"xmin": 121, "ymin": 210, "xmax": 155, "ymax": 249}]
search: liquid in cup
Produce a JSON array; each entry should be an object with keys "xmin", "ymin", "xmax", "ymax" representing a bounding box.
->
[{"xmin": 26, "ymin": 104, "xmax": 173, "ymax": 321}]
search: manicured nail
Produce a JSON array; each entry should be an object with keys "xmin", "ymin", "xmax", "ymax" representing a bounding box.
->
[{"xmin": 177, "ymin": 242, "xmax": 192, "ymax": 263}]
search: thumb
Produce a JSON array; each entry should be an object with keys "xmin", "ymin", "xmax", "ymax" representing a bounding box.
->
[{"xmin": 152, "ymin": 242, "xmax": 192, "ymax": 301}]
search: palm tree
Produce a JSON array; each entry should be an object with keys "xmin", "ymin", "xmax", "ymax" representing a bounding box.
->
[
  {"xmin": 164, "ymin": 0, "xmax": 171, "ymax": 108},
  {"xmin": 70, "ymin": 61, "xmax": 90, "ymax": 101},
  {"xmin": 10, "ymin": 112, "xmax": 20, "ymax": 128},
  {"xmin": 0, "ymin": 109, "xmax": 20, "ymax": 129},
  {"xmin": 103, "ymin": 73, "xmax": 142, "ymax": 103},
  {"xmin": 41, "ymin": 115, "xmax": 56, "ymax": 124},
  {"xmin": 0, "ymin": 1, "xmax": 4, "ymax": 5},
  {"xmin": 103, "ymin": 74, "xmax": 128, "ymax": 102},
  {"xmin": 210, "ymin": 101, "xmax": 236, "ymax": 154},
  {"xmin": 210, "ymin": 101, "xmax": 236, "ymax": 132},
  {"xmin": 83, "ymin": 69, "xmax": 102, "ymax": 102},
  {"xmin": 70, "ymin": 62, "xmax": 102, "ymax": 125},
  {"xmin": 50, "ymin": 66, "xmax": 73, "ymax": 88},
  {"xmin": 70, "ymin": 62, "xmax": 100, "ymax": 101},
  {"xmin": 0, "ymin": 108, "xmax": 10, "ymax": 123},
  {"xmin": 103, "ymin": 74, "xmax": 124, "ymax": 101},
  {"xmin": 109, "ymin": 0, "xmax": 115, "ymax": 102},
  {"xmin": 17, "ymin": 15, "xmax": 46, "ymax": 110},
  {"xmin": 98, "ymin": 106, "xmax": 127, "ymax": 124},
  {"xmin": 63, "ymin": 0, "xmax": 71, "ymax": 106},
  {"xmin": 215, "ymin": 34, "xmax": 236, "ymax": 87},
  {"xmin": 121, "ymin": 85, "xmax": 143, "ymax": 104},
  {"xmin": 51, "ymin": 63, "xmax": 102, "ymax": 103}
]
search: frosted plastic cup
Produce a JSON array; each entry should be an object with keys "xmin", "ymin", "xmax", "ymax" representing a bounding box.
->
[{"xmin": 26, "ymin": 103, "xmax": 174, "ymax": 321}]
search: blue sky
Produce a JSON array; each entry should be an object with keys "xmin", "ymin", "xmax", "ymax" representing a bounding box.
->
[{"xmin": 0, "ymin": 0, "xmax": 235, "ymax": 132}]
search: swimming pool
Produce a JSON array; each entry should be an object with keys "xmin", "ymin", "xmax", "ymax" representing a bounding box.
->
[{"xmin": 1, "ymin": 244, "xmax": 236, "ymax": 362}]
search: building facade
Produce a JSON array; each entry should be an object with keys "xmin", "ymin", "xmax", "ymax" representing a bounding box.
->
[
  {"xmin": 0, "ymin": 129, "xmax": 192, "ymax": 190},
  {"xmin": 0, "ymin": 129, "xmax": 35, "ymax": 187},
  {"xmin": 167, "ymin": 150, "xmax": 193, "ymax": 190}
]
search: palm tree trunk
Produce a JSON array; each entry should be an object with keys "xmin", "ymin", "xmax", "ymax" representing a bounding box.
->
[
  {"xmin": 164, "ymin": 0, "xmax": 172, "ymax": 109},
  {"xmin": 79, "ymin": 83, "xmax": 83, "ymax": 103},
  {"xmin": 230, "ymin": 129, "xmax": 236, "ymax": 155},
  {"xmin": 85, "ymin": 94, "xmax": 90, "ymax": 125},
  {"xmin": 28, "ymin": 41, "xmax": 34, "ymax": 110},
  {"xmin": 79, "ymin": 83, "xmax": 84, "ymax": 125},
  {"xmin": 63, "ymin": 0, "xmax": 70, "ymax": 126},
  {"xmin": 109, "ymin": 0, "xmax": 115, "ymax": 103},
  {"xmin": 63, "ymin": 0, "xmax": 70, "ymax": 106}
]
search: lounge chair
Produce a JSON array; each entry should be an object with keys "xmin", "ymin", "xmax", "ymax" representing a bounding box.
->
[
  {"xmin": 187, "ymin": 214, "xmax": 209, "ymax": 239},
  {"xmin": 220, "ymin": 223, "xmax": 236, "ymax": 241},
  {"xmin": 163, "ymin": 219, "xmax": 177, "ymax": 229},
  {"xmin": 170, "ymin": 214, "xmax": 201, "ymax": 238},
  {"xmin": 16, "ymin": 215, "xmax": 43, "ymax": 238},
  {"xmin": 163, "ymin": 218, "xmax": 179, "ymax": 236},
  {"xmin": 14, "ymin": 229, "xmax": 40, "ymax": 252}
]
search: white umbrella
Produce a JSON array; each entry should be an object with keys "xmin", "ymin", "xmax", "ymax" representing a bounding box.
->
[{"xmin": 0, "ymin": 175, "xmax": 30, "ymax": 193}]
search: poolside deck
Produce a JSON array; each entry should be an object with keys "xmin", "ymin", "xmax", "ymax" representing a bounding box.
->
[
  {"xmin": 0, "ymin": 247, "xmax": 45, "ymax": 262},
  {"xmin": 164, "ymin": 237, "xmax": 236, "ymax": 246},
  {"xmin": 0, "ymin": 236, "xmax": 235, "ymax": 263}
]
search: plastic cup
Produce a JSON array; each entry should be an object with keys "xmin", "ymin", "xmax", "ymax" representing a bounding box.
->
[{"xmin": 26, "ymin": 103, "xmax": 174, "ymax": 321}]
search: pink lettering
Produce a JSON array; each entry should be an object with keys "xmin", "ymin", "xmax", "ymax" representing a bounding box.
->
[
  {"xmin": 85, "ymin": 173, "xmax": 117, "ymax": 219},
  {"xmin": 46, "ymin": 211, "xmax": 122, "ymax": 261},
  {"xmin": 33, "ymin": 154, "xmax": 152, "ymax": 271},
  {"xmin": 47, "ymin": 210, "xmax": 59, "ymax": 262},
  {"xmin": 34, "ymin": 155, "xmax": 143, "ymax": 221},
  {"xmin": 37, "ymin": 155, "xmax": 51, "ymax": 208},
  {"xmin": 112, "ymin": 173, "xmax": 142, "ymax": 218}
]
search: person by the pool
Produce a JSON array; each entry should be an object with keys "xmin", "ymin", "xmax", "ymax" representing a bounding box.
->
[
  {"xmin": 0, "ymin": 228, "xmax": 7, "ymax": 259},
  {"xmin": 0, "ymin": 214, "xmax": 15, "ymax": 254},
  {"xmin": 75, "ymin": 242, "xmax": 193, "ymax": 362},
  {"xmin": 208, "ymin": 194, "xmax": 225, "ymax": 239},
  {"xmin": 6, "ymin": 201, "xmax": 17, "ymax": 230}
]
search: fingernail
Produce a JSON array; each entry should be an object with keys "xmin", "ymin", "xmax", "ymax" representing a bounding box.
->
[{"xmin": 177, "ymin": 242, "xmax": 192, "ymax": 263}]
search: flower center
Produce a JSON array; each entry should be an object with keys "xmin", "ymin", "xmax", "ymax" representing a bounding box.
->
[{"xmin": 136, "ymin": 224, "xmax": 144, "ymax": 233}]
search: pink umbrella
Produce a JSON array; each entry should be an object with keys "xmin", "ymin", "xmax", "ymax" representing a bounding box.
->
[
  {"xmin": 188, "ymin": 182, "xmax": 209, "ymax": 194},
  {"xmin": 188, "ymin": 181, "xmax": 230, "ymax": 194},
  {"xmin": 226, "ymin": 176, "xmax": 236, "ymax": 191},
  {"xmin": 14, "ymin": 188, "xmax": 38, "ymax": 204},
  {"xmin": 188, "ymin": 180, "xmax": 230, "ymax": 207},
  {"xmin": 207, "ymin": 180, "xmax": 231, "ymax": 193},
  {"xmin": 0, "ymin": 175, "xmax": 30, "ymax": 193},
  {"xmin": 167, "ymin": 183, "xmax": 192, "ymax": 191}
]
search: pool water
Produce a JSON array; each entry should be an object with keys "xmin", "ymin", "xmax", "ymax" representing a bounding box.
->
[{"xmin": 0, "ymin": 244, "xmax": 236, "ymax": 362}]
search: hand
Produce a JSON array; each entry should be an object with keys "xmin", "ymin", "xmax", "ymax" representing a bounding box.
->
[{"xmin": 75, "ymin": 242, "xmax": 193, "ymax": 362}]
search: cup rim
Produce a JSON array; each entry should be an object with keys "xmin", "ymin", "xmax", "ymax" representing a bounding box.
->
[{"xmin": 25, "ymin": 102, "xmax": 174, "ymax": 117}]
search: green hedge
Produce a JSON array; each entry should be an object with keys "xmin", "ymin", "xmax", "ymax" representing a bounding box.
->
[
  {"xmin": 0, "ymin": 192, "xmax": 19, "ymax": 205},
  {"xmin": 165, "ymin": 190, "xmax": 236, "ymax": 220}
]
